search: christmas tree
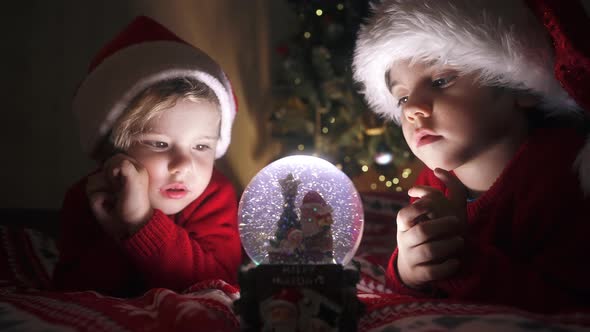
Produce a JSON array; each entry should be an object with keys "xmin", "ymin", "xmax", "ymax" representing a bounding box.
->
[
  {"xmin": 269, "ymin": 173, "xmax": 302, "ymax": 249},
  {"xmin": 270, "ymin": 0, "xmax": 415, "ymax": 187}
]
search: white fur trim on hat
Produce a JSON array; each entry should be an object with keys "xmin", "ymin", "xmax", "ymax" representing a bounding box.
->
[
  {"xmin": 353, "ymin": 0, "xmax": 590, "ymax": 195},
  {"xmin": 353, "ymin": 0, "xmax": 581, "ymax": 124},
  {"xmin": 73, "ymin": 41, "xmax": 236, "ymax": 159}
]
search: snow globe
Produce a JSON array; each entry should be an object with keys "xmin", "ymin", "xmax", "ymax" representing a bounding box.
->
[{"xmin": 233, "ymin": 155, "xmax": 365, "ymax": 331}]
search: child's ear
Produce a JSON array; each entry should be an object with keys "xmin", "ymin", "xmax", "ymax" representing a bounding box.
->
[{"xmin": 515, "ymin": 93, "xmax": 540, "ymax": 109}]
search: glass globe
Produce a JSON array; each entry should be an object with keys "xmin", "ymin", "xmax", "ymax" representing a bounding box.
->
[{"xmin": 239, "ymin": 155, "xmax": 364, "ymax": 265}]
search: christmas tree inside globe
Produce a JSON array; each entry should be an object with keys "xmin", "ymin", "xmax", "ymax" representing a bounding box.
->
[{"xmin": 239, "ymin": 155, "xmax": 364, "ymax": 266}]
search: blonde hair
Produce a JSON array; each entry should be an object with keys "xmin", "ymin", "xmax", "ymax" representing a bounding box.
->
[{"xmin": 107, "ymin": 77, "xmax": 219, "ymax": 154}]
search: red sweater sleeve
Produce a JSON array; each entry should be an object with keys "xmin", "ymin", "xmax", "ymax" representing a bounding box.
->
[
  {"xmin": 53, "ymin": 176, "xmax": 140, "ymax": 295},
  {"xmin": 53, "ymin": 168, "xmax": 241, "ymax": 295},
  {"xmin": 121, "ymin": 169, "xmax": 242, "ymax": 290}
]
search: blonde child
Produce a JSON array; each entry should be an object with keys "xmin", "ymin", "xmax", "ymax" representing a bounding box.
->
[
  {"xmin": 353, "ymin": 0, "xmax": 590, "ymax": 313},
  {"xmin": 53, "ymin": 16, "xmax": 241, "ymax": 296}
]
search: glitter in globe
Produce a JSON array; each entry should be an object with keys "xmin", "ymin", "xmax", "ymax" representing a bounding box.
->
[{"xmin": 239, "ymin": 155, "xmax": 364, "ymax": 265}]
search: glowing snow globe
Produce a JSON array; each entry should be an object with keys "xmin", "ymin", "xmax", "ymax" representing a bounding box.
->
[{"xmin": 238, "ymin": 155, "xmax": 364, "ymax": 266}]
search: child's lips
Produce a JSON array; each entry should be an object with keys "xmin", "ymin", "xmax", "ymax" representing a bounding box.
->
[
  {"xmin": 160, "ymin": 183, "xmax": 190, "ymax": 199},
  {"xmin": 414, "ymin": 129, "xmax": 442, "ymax": 147},
  {"xmin": 417, "ymin": 134, "xmax": 443, "ymax": 147}
]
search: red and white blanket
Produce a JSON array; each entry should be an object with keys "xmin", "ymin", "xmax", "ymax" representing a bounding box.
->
[{"xmin": 1, "ymin": 224, "xmax": 589, "ymax": 332}]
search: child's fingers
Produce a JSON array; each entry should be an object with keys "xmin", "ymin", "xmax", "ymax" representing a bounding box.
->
[
  {"xmin": 103, "ymin": 154, "xmax": 143, "ymax": 189},
  {"xmin": 404, "ymin": 236, "xmax": 464, "ymax": 264},
  {"xmin": 402, "ymin": 216, "xmax": 464, "ymax": 247},
  {"xmin": 408, "ymin": 185, "xmax": 443, "ymax": 199},
  {"xmin": 118, "ymin": 159, "xmax": 137, "ymax": 178},
  {"xmin": 85, "ymin": 172, "xmax": 110, "ymax": 197},
  {"xmin": 88, "ymin": 191, "xmax": 113, "ymax": 224},
  {"xmin": 404, "ymin": 216, "xmax": 464, "ymax": 246},
  {"xmin": 413, "ymin": 259, "xmax": 460, "ymax": 283},
  {"xmin": 396, "ymin": 203, "xmax": 432, "ymax": 232},
  {"xmin": 102, "ymin": 154, "xmax": 127, "ymax": 188},
  {"xmin": 433, "ymin": 168, "xmax": 467, "ymax": 206},
  {"xmin": 409, "ymin": 195, "xmax": 442, "ymax": 220}
]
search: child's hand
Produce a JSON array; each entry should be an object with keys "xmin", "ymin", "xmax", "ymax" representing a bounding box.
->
[
  {"xmin": 396, "ymin": 168, "xmax": 467, "ymax": 289},
  {"xmin": 86, "ymin": 153, "xmax": 152, "ymax": 239},
  {"xmin": 86, "ymin": 171, "xmax": 128, "ymax": 239},
  {"xmin": 103, "ymin": 153, "xmax": 153, "ymax": 234}
]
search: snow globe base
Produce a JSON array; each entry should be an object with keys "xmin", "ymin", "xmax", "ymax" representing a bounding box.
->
[{"xmin": 234, "ymin": 261, "xmax": 364, "ymax": 332}]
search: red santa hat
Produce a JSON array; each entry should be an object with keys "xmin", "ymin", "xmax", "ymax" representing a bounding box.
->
[
  {"xmin": 353, "ymin": 0, "xmax": 590, "ymax": 194},
  {"xmin": 302, "ymin": 191, "xmax": 327, "ymax": 206},
  {"xmin": 73, "ymin": 16, "xmax": 237, "ymax": 159}
]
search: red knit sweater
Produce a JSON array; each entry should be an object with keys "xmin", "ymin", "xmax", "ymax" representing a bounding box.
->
[
  {"xmin": 53, "ymin": 168, "xmax": 242, "ymax": 297},
  {"xmin": 387, "ymin": 127, "xmax": 590, "ymax": 313}
]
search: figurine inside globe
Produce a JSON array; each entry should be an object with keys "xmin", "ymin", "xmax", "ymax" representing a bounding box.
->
[{"xmin": 238, "ymin": 155, "xmax": 364, "ymax": 265}]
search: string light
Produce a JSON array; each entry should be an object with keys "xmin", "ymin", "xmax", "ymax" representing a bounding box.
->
[
  {"xmin": 385, "ymin": 181, "xmax": 392, "ymax": 187},
  {"xmin": 378, "ymin": 175, "xmax": 385, "ymax": 182},
  {"xmin": 392, "ymin": 177, "xmax": 399, "ymax": 184},
  {"xmin": 374, "ymin": 141, "xmax": 393, "ymax": 165},
  {"xmin": 297, "ymin": 144, "xmax": 305, "ymax": 151},
  {"xmin": 396, "ymin": 186, "xmax": 403, "ymax": 192},
  {"xmin": 294, "ymin": 77, "xmax": 301, "ymax": 85},
  {"xmin": 315, "ymin": 9, "xmax": 323, "ymax": 16},
  {"xmin": 370, "ymin": 183, "xmax": 377, "ymax": 190},
  {"xmin": 401, "ymin": 168, "xmax": 412, "ymax": 179},
  {"xmin": 329, "ymin": 117, "xmax": 336, "ymax": 124},
  {"xmin": 337, "ymin": 3, "xmax": 344, "ymax": 10},
  {"xmin": 361, "ymin": 165, "xmax": 369, "ymax": 172},
  {"xmin": 304, "ymin": 31, "xmax": 311, "ymax": 39},
  {"xmin": 374, "ymin": 152, "xmax": 393, "ymax": 165},
  {"xmin": 365, "ymin": 127, "xmax": 385, "ymax": 136},
  {"xmin": 322, "ymin": 127, "xmax": 329, "ymax": 134}
]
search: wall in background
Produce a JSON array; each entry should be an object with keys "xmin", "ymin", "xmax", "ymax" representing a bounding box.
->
[{"xmin": 3, "ymin": 0, "xmax": 292, "ymax": 208}]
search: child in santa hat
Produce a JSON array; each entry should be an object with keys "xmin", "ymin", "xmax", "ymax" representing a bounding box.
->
[
  {"xmin": 353, "ymin": 0, "xmax": 590, "ymax": 313},
  {"xmin": 53, "ymin": 16, "xmax": 241, "ymax": 296}
]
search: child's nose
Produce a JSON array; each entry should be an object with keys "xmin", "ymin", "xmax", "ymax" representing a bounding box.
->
[
  {"xmin": 169, "ymin": 151, "xmax": 192, "ymax": 175},
  {"xmin": 403, "ymin": 95, "xmax": 433, "ymax": 123}
]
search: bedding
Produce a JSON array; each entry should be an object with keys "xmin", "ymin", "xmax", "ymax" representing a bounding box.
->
[{"xmin": 0, "ymin": 204, "xmax": 588, "ymax": 331}]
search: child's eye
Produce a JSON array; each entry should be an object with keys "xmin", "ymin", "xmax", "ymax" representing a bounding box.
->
[
  {"xmin": 143, "ymin": 141, "xmax": 168, "ymax": 149},
  {"xmin": 397, "ymin": 96, "xmax": 408, "ymax": 107},
  {"xmin": 432, "ymin": 75, "xmax": 457, "ymax": 88},
  {"xmin": 194, "ymin": 144, "xmax": 210, "ymax": 151}
]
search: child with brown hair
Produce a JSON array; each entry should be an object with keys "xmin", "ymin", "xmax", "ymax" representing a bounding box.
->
[
  {"xmin": 53, "ymin": 16, "xmax": 242, "ymax": 296},
  {"xmin": 353, "ymin": 0, "xmax": 590, "ymax": 313}
]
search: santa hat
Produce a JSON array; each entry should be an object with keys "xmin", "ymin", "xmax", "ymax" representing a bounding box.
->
[
  {"xmin": 73, "ymin": 16, "xmax": 237, "ymax": 159},
  {"xmin": 353, "ymin": 0, "xmax": 590, "ymax": 194},
  {"xmin": 302, "ymin": 191, "xmax": 327, "ymax": 206},
  {"xmin": 302, "ymin": 191, "xmax": 333, "ymax": 214}
]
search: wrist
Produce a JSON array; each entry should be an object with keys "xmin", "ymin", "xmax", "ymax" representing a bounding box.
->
[
  {"xmin": 396, "ymin": 255, "xmax": 426, "ymax": 291},
  {"xmin": 126, "ymin": 207, "xmax": 153, "ymax": 236}
]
